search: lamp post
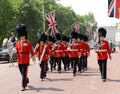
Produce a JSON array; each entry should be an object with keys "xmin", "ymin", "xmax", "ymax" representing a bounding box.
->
[{"xmin": 42, "ymin": 0, "xmax": 45, "ymax": 33}]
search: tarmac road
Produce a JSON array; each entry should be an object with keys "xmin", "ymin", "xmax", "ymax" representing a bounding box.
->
[{"xmin": 0, "ymin": 47, "xmax": 120, "ymax": 94}]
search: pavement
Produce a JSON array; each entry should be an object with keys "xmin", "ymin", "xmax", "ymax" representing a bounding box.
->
[{"xmin": 0, "ymin": 47, "xmax": 120, "ymax": 94}]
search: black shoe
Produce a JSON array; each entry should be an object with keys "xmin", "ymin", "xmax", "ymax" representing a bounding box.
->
[
  {"xmin": 59, "ymin": 71, "xmax": 61, "ymax": 74},
  {"xmin": 21, "ymin": 87, "xmax": 25, "ymax": 91},
  {"xmin": 73, "ymin": 74, "xmax": 76, "ymax": 76},
  {"xmin": 103, "ymin": 79, "xmax": 106, "ymax": 82}
]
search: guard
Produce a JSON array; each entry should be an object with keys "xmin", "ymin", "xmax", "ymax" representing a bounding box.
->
[{"xmin": 15, "ymin": 24, "xmax": 35, "ymax": 91}]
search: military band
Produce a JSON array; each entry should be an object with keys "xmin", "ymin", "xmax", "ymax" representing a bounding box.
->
[{"xmin": 14, "ymin": 23, "xmax": 113, "ymax": 91}]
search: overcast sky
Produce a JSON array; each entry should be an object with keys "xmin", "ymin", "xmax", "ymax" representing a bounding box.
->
[{"xmin": 58, "ymin": 0, "xmax": 120, "ymax": 26}]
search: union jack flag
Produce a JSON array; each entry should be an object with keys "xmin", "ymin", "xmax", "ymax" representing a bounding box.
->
[
  {"xmin": 87, "ymin": 27, "xmax": 93, "ymax": 39},
  {"xmin": 108, "ymin": 0, "xmax": 120, "ymax": 19},
  {"xmin": 45, "ymin": 12, "xmax": 59, "ymax": 36},
  {"xmin": 73, "ymin": 22, "xmax": 80, "ymax": 32}
]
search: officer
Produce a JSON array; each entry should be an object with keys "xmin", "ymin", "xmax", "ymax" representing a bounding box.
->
[
  {"xmin": 15, "ymin": 24, "xmax": 35, "ymax": 91},
  {"xmin": 95, "ymin": 27, "xmax": 112, "ymax": 82}
]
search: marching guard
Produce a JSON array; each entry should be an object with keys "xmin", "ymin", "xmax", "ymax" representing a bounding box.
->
[
  {"xmin": 15, "ymin": 24, "xmax": 35, "ymax": 91},
  {"xmin": 53, "ymin": 33, "xmax": 64, "ymax": 73},
  {"xmin": 77, "ymin": 33, "xmax": 84, "ymax": 73},
  {"xmin": 47, "ymin": 36, "xmax": 56, "ymax": 71},
  {"xmin": 95, "ymin": 28, "xmax": 111, "ymax": 82},
  {"xmin": 62, "ymin": 34, "xmax": 70, "ymax": 71},
  {"xmin": 83, "ymin": 35, "xmax": 90, "ymax": 70},
  {"xmin": 35, "ymin": 33, "xmax": 49, "ymax": 81},
  {"xmin": 69, "ymin": 31, "xmax": 79, "ymax": 76}
]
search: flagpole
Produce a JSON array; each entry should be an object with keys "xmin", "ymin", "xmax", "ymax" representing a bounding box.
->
[{"xmin": 42, "ymin": 0, "xmax": 45, "ymax": 33}]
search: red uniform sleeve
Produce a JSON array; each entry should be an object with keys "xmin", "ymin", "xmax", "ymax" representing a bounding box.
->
[{"xmin": 28, "ymin": 41, "xmax": 34, "ymax": 56}]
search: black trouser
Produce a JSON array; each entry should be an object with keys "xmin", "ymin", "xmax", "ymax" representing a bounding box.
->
[
  {"xmin": 81, "ymin": 56, "xmax": 84, "ymax": 70},
  {"xmin": 18, "ymin": 64, "xmax": 29, "ymax": 88},
  {"xmin": 39, "ymin": 61, "xmax": 47, "ymax": 79},
  {"xmin": 49, "ymin": 57, "xmax": 55, "ymax": 71},
  {"xmin": 70, "ymin": 57, "xmax": 78, "ymax": 75},
  {"xmin": 84, "ymin": 56, "xmax": 88, "ymax": 69},
  {"xmin": 55, "ymin": 57, "xmax": 62, "ymax": 72},
  {"xmin": 78, "ymin": 57, "xmax": 82, "ymax": 72},
  {"xmin": 98, "ymin": 60, "xmax": 107, "ymax": 79},
  {"xmin": 62, "ymin": 56, "xmax": 70, "ymax": 70}
]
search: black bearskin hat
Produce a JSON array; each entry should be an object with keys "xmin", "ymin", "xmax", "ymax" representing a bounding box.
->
[
  {"xmin": 78, "ymin": 33, "xmax": 83, "ymax": 40},
  {"xmin": 55, "ymin": 33, "xmax": 61, "ymax": 40},
  {"xmin": 16, "ymin": 24, "xmax": 27, "ymax": 39},
  {"xmin": 48, "ymin": 36, "xmax": 56, "ymax": 43},
  {"xmin": 98, "ymin": 28, "xmax": 107, "ymax": 37},
  {"xmin": 83, "ymin": 35, "xmax": 88, "ymax": 42},
  {"xmin": 38, "ymin": 33, "xmax": 47, "ymax": 43},
  {"xmin": 71, "ymin": 31, "xmax": 78, "ymax": 39},
  {"xmin": 62, "ymin": 34, "xmax": 70, "ymax": 42}
]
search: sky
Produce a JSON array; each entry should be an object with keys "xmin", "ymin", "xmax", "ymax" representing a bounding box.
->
[{"xmin": 58, "ymin": 0, "xmax": 120, "ymax": 26}]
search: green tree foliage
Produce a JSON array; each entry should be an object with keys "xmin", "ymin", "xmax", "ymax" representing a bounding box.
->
[
  {"xmin": 0, "ymin": 0, "xmax": 15, "ymax": 44},
  {"xmin": 0, "ymin": 0, "xmax": 97, "ymax": 46}
]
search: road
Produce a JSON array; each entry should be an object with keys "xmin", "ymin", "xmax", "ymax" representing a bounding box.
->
[{"xmin": 0, "ymin": 47, "xmax": 120, "ymax": 94}]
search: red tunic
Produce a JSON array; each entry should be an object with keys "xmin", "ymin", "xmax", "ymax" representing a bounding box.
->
[
  {"xmin": 69, "ymin": 42, "xmax": 79, "ymax": 58},
  {"xmin": 54, "ymin": 43, "xmax": 64, "ymax": 58},
  {"xmin": 84, "ymin": 42, "xmax": 90, "ymax": 56},
  {"xmin": 16, "ymin": 40, "xmax": 34, "ymax": 64},
  {"xmin": 95, "ymin": 41, "xmax": 111, "ymax": 60},
  {"xmin": 35, "ymin": 44, "xmax": 49, "ymax": 62},
  {"xmin": 78, "ymin": 42, "xmax": 84, "ymax": 57},
  {"xmin": 63, "ymin": 43, "xmax": 69, "ymax": 57}
]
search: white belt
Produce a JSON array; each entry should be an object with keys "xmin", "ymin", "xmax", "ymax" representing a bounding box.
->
[
  {"xmin": 55, "ymin": 50, "xmax": 63, "ymax": 52},
  {"xmin": 70, "ymin": 49, "xmax": 78, "ymax": 51},
  {"xmin": 98, "ymin": 50, "xmax": 107, "ymax": 52}
]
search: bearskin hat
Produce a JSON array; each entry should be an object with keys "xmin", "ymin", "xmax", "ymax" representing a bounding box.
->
[
  {"xmin": 16, "ymin": 24, "xmax": 27, "ymax": 39},
  {"xmin": 37, "ymin": 33, "xmax": 47, "ymax": 43},
  {"xmin": 98, "ymin": 28, "xmax": 107, "ymax": 37},
  {"xmin": 62, "ymin": 34, "xmax": 70, "ymax": 42},
  {"xmin": 71, "ymin": 31, "xmax": 78, "ymax": 39},
  {"xmin": 78, "ymin": 33, "xmax": 83, "ymax": 40},
  {"xmin": 48, "ymin": 36, "xmax": 56, "ymax": 43},
  {"xmin": 55, "ymin": 33, "xmax": 61, "ymax": 40},
  {"xmin": 83, "ymin": 35, "xmax": 88, "ymax": 42}
]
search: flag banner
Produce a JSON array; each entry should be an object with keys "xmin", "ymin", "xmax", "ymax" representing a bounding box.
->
[
  {"xmin": 73, "ymin": 22, "xmax": 80, "ymax": 32},
  {"xmin": 45, "ymin": 11, "xmax": 59, "ymax": 36},
  {"xmin": 108, "ymin": 0, "xmax": 120, "ymax": 19},
  {"xmin": 87, "ymin": 27, "xmax": 93, "ymax": 39}
]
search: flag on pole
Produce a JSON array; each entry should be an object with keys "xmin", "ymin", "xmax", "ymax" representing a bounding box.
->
[
  {"xmin": 87, "ymin": 27, "xmax": 93, "ymax": 39},
  {"xmin": 73, "ymin": 22, "xmax": 80, "ymax": 32},
  {"xmin": 45, "ymin": 11, "xmax": 59, "ymax": 36},
  {"xmin": 108, "ymin": 0, "xmax": 120, "ymax": 19}
]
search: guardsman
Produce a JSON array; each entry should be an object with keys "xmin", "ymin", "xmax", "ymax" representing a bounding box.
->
[
  {"xmin": 47, "ymin": 36, "xmax": 56, "ymax": 71},
  {"xmin": 15, "ymin": 24, "xmax": 35, "ymax": 91},
  {"xmin": 77, "ymin": 33, "xmax": 84, "ymax": 73},
  {"xmin": 62, "ymin": 34, "xmax": 70, "ymax": 71},
  {"xmin": 35, "ymin": 33, "xmax": 49, "ymax": 81},
  {"xmin": 53, "ymin": 33, "xmax": 64, "ymax": 73},
  {"xmin": 69, "ymin": 31, "xmax": 79, "ymax": 76},
  {"xmin": 95, "ymin": 28, "xmax": 111, "ymax": 82},
  {"xmin": 83, "ymin": 35, "xmax": 90, "ymax": 70}
]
